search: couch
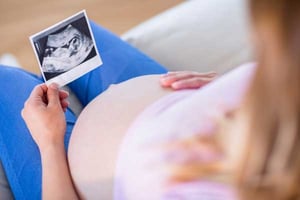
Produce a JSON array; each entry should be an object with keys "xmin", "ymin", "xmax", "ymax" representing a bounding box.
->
[{"xmin": 0, "ymin": 0, "xmax": 252, "ymax": 198}]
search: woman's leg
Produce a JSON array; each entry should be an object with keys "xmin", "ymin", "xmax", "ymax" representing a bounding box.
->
[
  {"xmin": 68, "ymin": 21, "xmax": 167, "ymax": 107},
  {"xmin": 0, "ymin": 65, "xmax": 76, "ymax": 199}
]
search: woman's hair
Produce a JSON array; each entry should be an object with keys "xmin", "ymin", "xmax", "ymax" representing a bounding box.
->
[
  {"xmin": 237, "ymin": 0, "xmax": 300, "ymax": 199},
  {"xmin": 167, "ymin": 0, "xmax": 300, "ymax": 199}
]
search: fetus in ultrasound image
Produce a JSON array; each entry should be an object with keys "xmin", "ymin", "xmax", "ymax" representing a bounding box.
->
[
  {"xmin": 31, "ymin": 11, "xmax": 102, "ymax": 86},
  {"xmin": 41, "ymin": 24, "xmax": 94, "ymax": 73}
]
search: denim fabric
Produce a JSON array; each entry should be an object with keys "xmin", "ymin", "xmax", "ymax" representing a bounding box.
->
[{"xmin": 0, "ymin": 21, "xmax": 166, "ymax": 200}]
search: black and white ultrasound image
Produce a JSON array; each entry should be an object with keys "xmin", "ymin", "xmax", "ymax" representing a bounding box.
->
[{"xmin": 33, "ymin": 16, "xmax": 96, "ymax": 80}]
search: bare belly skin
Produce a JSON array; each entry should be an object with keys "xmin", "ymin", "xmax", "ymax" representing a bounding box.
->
[{"xmin": 68, "ymin": 75, "xmax": 173, "ymax": 199}]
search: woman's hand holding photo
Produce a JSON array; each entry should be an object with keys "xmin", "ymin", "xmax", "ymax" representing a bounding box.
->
[{"xmin": 21, "ymin": 83, "xmax": 69, "ymax": 151}]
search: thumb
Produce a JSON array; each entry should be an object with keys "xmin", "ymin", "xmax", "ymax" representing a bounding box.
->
[{"xmin": 47, "ymin": 83, "xmax": 60, "ymax": 107}]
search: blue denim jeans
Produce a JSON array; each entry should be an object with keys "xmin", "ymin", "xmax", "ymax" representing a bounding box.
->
[{"xmin": 0, "ymin": 21, "xmax": 167, "ymax": 200}]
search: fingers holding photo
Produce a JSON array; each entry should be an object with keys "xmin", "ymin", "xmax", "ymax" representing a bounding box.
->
[
  {"xmin": 26, "ymin": 83, "xmax": 69, "ymax": 107},
  {"xmin": 21, "ymin": 83, "xmax": 68, "ymax": 149}
]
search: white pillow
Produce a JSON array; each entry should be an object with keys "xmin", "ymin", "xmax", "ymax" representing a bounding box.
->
[{"xmin": 122, "ymin": 0, "xmax": 253, "ymax": 73}]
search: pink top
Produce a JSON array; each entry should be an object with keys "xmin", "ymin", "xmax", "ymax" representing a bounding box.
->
[{"xmin": 115, "ymin": 63, "xmax": 256, "ymax": 200}]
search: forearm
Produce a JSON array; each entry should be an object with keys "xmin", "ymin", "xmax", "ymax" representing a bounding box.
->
[{"xmin": 40, "ymin": 144, "xmax": 79, "ymax": 200}]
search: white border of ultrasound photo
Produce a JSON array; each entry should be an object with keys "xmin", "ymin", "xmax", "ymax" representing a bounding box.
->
[{"xmin": 29, "ymin": 10, "xmax": 102, "ymax": 87}]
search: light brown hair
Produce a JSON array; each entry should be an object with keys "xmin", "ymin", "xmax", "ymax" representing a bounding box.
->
[
  {"xmin": 167, "ymin": 0, "xmax": 300, "ymax": 199},
  {"xmin": 237, "ymin": 0, "xmax": 300, "ymax": 199}
]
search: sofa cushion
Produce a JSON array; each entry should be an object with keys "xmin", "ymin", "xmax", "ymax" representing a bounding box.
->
[
  {"xmin": 0, "ymin": 161, "xmax": 13, "ymax": 199},
  {"xmin": 122, "ymin": 0, "xmax": 253, "ymax": 73}
]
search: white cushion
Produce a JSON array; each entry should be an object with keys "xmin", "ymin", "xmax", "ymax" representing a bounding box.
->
[{"xmin": 122, "ymin": 0, "xmax": 253, "ymax": 73}]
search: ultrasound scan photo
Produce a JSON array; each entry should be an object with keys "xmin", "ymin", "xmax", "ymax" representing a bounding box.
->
[
  {"xmin": 30, "ymin": 10, "xmax": 102, "ymax": 87},
  {"xmin": 42, "ymin": 24, "xmax": 94, "ymax": 73}
]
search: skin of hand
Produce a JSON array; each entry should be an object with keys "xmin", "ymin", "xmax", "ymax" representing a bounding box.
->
[
  {"xmin": 22, "ymin": 83, "xmax": 80, "ymax": 200},
  {"xmin": 160, "ymin": 71, "xmax": 218, "ymax": 90},
  {"xmin": 21, "ymin": 83, "xmax": 69, "ymax": 150}
]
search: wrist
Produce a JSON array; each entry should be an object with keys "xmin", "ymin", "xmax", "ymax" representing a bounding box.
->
[{"xmin": 39, "ymin": 141, "xmax": 66, "ymax": 156}]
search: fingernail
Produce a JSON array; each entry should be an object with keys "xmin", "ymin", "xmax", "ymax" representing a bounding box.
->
[
  {"xmin": 50, "ymin": 83, "xmax": 59, "ymax": 90},
  {"xmin": 160, "ymin": 77, "xmax": 169, "ymax": 84},
  {"xmin": 171, "ymin": 82, "xmax": 181, "ymax": 89},
  {"xmin": 161, "ymin": 73, "xmax": 170, "ymax": 78},
  {"xmin": 162, "ymin": 77, "xmax": 173, "ymax": 82},
  {"xmin": 62, "ymin": 90, "xmax": 69, "ymax": 96}
]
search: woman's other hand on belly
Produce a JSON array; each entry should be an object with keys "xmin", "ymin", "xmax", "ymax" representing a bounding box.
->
[{"xmin": 160, "ymin": 71, "xmax": 218, "ymax": 90}]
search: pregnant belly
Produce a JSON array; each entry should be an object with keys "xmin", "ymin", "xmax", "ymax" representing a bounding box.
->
[{"xmin": 68, "ymin": 75, "xmax": 172, "ymax": 199}]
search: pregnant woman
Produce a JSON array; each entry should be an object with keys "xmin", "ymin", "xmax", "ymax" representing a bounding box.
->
[
  {"xmin": 0, "ymin": 20, "xmax": 216, "ymax": 199},
  {"xmin": 3, "ymin": 0, "xmax": 300, "ymax": 199}
]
